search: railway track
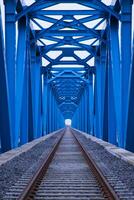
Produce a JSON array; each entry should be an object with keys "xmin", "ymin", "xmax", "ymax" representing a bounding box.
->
[{"xmin": 5, "ymin": 128, "xmax": 119, "ymax": 200}]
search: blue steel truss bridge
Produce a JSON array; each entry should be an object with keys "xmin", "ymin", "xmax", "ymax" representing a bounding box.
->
[{"xmin": 0, "ymin": 0, "xmax": 134, "ymax": 153}]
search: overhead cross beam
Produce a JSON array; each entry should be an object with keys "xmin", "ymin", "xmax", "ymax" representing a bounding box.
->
[{"xmin": 16, "ymin": 0, "xmax": 119, "ymax": 21}]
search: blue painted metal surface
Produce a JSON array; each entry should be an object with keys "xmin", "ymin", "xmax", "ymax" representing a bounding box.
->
[{"xmin": 0, "ymin": 0, "xmax": 134, "ymax": 152}]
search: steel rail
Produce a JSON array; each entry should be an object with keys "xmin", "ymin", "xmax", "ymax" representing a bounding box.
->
[
  {"xmin": 71, "ymin": 130, "xmax": 120, "ymax": 200},
  {"xmin": 18, "ymin": 130, "xmax": 65, "ymax": 200},
  {"xmin": 18, "ymin": 128, "xmax": 119, "ymax": 200}
]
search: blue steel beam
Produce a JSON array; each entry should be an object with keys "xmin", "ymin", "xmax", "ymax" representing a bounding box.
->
[
  {"xmin": 16, "ymin": 16, "xmax": 27, "ymax": 144},
  {"xmin": 94, "ymin": 55, "xmax": 101, "ymax": 138},
  {"xmin": 109, "ymin": 16, "xmax": 120, "ymax": 145},
  {"xmin": 33, "ymin": 14, "xmax": 105, "ymax": 25},
  {"xmin": 0, "ymin": 8, "xmax": 11, "ymax": 152},
  {"xmin": 42, "ymin": 74, "xmax": 48, "ymax": 135},
  {"xmin": 20, "ymin": 54, "xmax": 29, "ymax": 145},
  {"xmin": 100, "ymin": 43, "xmax": 107, "ymax": 141},
  {"xmin": 28, "ymin": 55, "xmax": 34, "ymax": 141},
  {"xmin": 107, "ymin": 48, "xmax": 117, "ymax": 145},
  {"xmin": 125, "ymin": 33, "xmax": 134, "ymax": 151},
  {"xmin": 88, "ymin": 73, "xmax": 94, "ymax": 135},
  {"xmin": 30, "ymin": 44, "xmax": 39, "ymax": 139},
  {"xmin": 16, "ymin": 0, "xmax": 119, "ymax": 21},
  {"xmin": 120, "ymin": 0, "xmax": 132, "ymax": 148},
  {"xmin": 4, "ymin": 0, "xmax": 17, "ymax": 148},
  {"xmin": 32, "ymin": 10, "xmax": 103, "ymax": 15},
  {"xmin": 34, "ymin": 30, "xmax": 101, "ymax": 40}
]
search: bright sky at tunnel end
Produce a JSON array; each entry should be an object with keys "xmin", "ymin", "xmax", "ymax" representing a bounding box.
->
[{"xmin": 65, "ymin": 119, "xmax": 72, "ymax": 126}]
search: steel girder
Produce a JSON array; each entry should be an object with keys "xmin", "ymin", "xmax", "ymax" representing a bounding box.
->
[{"xmin": 0, "ymin": 0, "xmax": 134, "ymax": 152}]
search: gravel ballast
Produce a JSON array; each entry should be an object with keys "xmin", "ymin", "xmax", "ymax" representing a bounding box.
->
[
  {"xmin": 72, "ymin": 129, "xmax": 134, "ymax": 198},
  {"xmin": 1, "ymin": 128, "xmax": 134, "ymax": 199},
  {"xmin": 0, "ymin": 130, "xmax": 63, "ymax": 199}
]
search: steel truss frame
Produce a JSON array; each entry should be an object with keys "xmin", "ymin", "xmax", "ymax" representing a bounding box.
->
[{"xmin": 0, "ymin": 0, "xmax": 134, "ymax": 152}]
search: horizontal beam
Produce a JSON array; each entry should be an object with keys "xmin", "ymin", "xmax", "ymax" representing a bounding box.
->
[
  {"xmin": 50, "ymin": 61, "xmax": 85, "ymax": 65},
  {"xmin": 51, "ymin": 67, "xmax": 86, "ymax": 71},
  {"xmin": 36, "ymin": 30, "xmax": 101, "ymax": 37},
  {"xmin": 16, "ymin": 0, "xmax": 119, "ymax": 21},
  {"xmin": 42, "ymin": 47, "xmax": 91, "ymax": 51},
  {"xmin": 33, "ymin": 10, "xmax": 103, "ymax": 15}
]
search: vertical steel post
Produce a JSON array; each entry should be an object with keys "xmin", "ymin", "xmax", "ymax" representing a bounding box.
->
[
  {"xmin": 94, "ymin": 55, "xmax": 102, "ymax": 138},
  {"xmin": 20, "ymin": 38, "xmax": 29, "ymax": 144},
  {"xmin": 42, "ymin": 74, "xmax": 48, "ymax": 135},
  {"xmin": 126, "ymin": 33, "xmax": 134, "ymax": 151},
  {"xmin": 51, "ymin": 93, "xmax": 54, "ymax": 132},
  {"xmin": 5, "ymin": 0, "xmax": 17, "ymax": 148},
  {"xmin": 108, "ymin": 17, "xmax": 119, "ymax": 145},
  {"xmin": 36, "ymin": 55, "xmax": 42, "ymax": 138},
  {"xmin": 107, "ymin": 46, "xmax": 117, "ymax": 145},
  {"xmin": 100, "ymin": 43, "xmax": 108, "ymax": 141},
  {"xmin": 16, "ymin": 16, "xmax": 27, "ymax": 144},
  {"xmin": 81, "ymin": 93, "xmax": 84, "ymax": 132},
  {"xmin": 84, "ymin": 89, "xmax": 87, "ymax": 132},
  {"xmin": 30, "ymin": 44, "xmax": 38, "ymax": 139},
  {"xmin": 121, "ymin": 0, "xmax": 132, "ymax": 147},
  {"xmin": 48, "ymin": 86, "xmax": 52, "ymax": 133},
  {"xmin": 28, "ymin": 43, "xmax": 35, "ymax": 141},
  {"xmin": 88, "ymin": 73, "xmax": 94, "ymax": 135},
  {"xmin": 0, "ymin": 6, "xmax": 11, "ymax": 152}
]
